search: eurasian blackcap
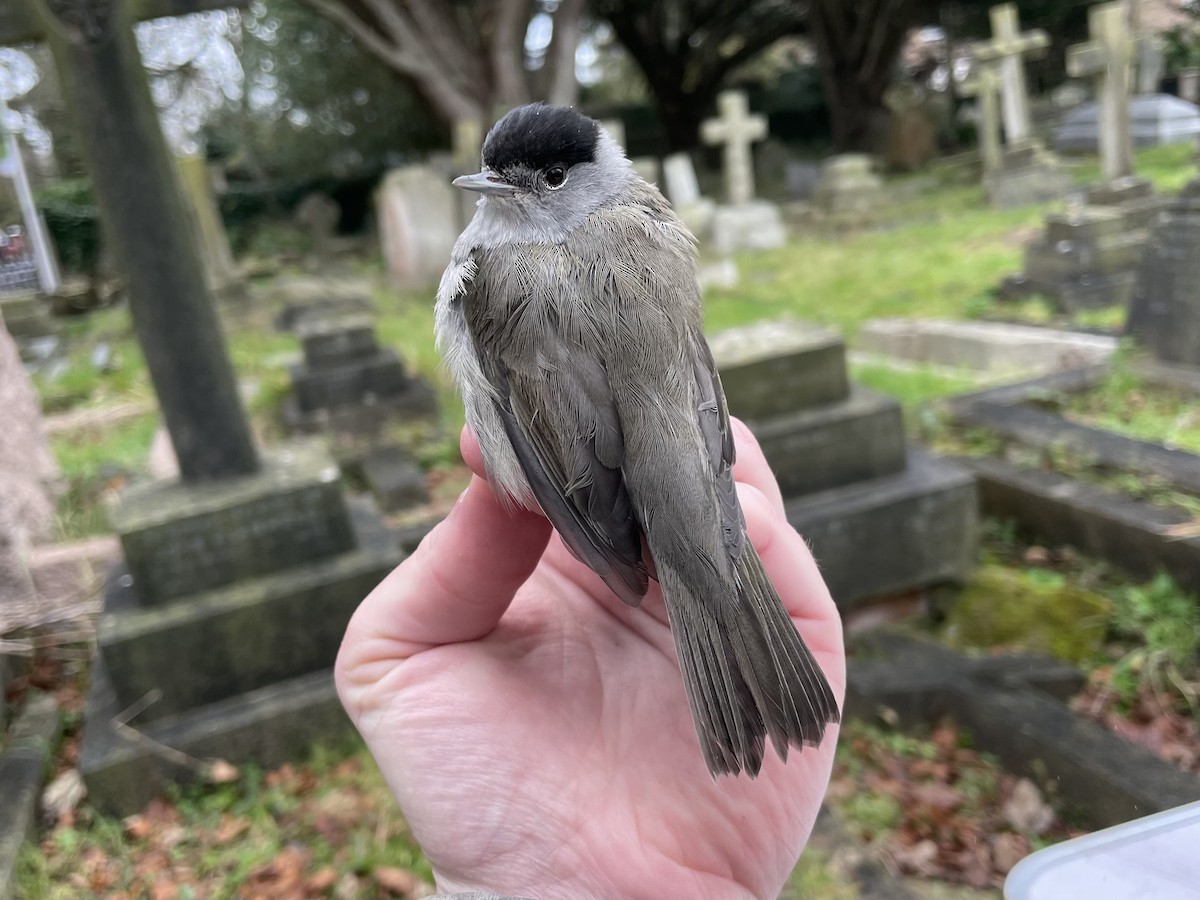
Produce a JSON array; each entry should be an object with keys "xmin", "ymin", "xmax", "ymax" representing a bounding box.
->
[{"xmin": 435, "ymin": 103, "xmax": 839, "ymax": 777}]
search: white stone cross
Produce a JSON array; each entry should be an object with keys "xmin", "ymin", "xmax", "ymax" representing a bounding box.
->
[
  {"xmin": 972, "ymin": 3, "xmax": 1049, "ymax": 146},
  {"xmin": 701, "ymin": 91, "xmax": 767, "ymax": 206},
  {"xmin": 958, "ymin": 63, "xmax": 1003, "ymax": 172},
  {"xmin": 1068, "ymin": 1, "xmax": 1152, "ymax": 182}
]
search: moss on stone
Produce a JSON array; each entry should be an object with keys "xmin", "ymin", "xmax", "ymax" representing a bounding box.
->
[{"xmin": 945, "ymin": 564, "xmax": 1112, "ymax": 664}]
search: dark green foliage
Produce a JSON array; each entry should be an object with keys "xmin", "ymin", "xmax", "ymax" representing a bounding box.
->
[{"xmin": 36, "ymin": 177, "xmax": 102, "ymax": 277}]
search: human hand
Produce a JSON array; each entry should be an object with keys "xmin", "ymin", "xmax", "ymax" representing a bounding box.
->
[{"xmin": 336, "ymin": 419, "xmax": 846, "ymax": 900}]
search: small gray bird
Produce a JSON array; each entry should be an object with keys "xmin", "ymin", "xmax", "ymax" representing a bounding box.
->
[{"xmin": 436, "ymin": 103, "xmax": 839, "ymax": 777}]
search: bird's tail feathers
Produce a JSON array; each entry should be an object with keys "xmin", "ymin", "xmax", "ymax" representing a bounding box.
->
[{"xmin": 661, "ymin": 547, "xmax": 839, "ymax": 777}]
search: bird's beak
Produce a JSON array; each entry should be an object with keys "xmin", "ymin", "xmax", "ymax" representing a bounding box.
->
[{"xmin": 452, "ymin": 171, "xmax": 518, "ymax": 195}]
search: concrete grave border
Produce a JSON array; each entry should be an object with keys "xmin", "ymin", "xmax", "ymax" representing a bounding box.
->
[
  {"xmin": 847, "ymin": 632, "xmax": 1200, "ymax": 828},
  {"xmin": 943, "ymin": 361, "xmax": 1200, "ymax": 591}
]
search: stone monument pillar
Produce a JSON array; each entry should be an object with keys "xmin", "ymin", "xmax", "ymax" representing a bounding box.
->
[{"xmin": 28, "ymin": 0, "xmax": 401, "ymax": 812}]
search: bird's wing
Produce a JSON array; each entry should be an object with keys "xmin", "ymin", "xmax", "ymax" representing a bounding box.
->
[
  {"xmin": 462, "ymin": 243, "xmax": 649, "ymax": 606},
  {"xmin": 690, "ymin": 330, "xmax": 746, "ymax": 563}
]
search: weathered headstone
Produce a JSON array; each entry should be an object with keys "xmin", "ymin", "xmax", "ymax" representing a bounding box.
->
[
  {"xmin": 13, "ymin": 0, "xmax": 401, "ymax": 813},
  {"xmin": 0, "ymin": 320, "xmax": 58, "ymax": 617},
  {"xmin": 701, "ymin": 91, "xmax": 786, "ymax": 254},
  {"xmin": 176, "ymin": 153, "xmax": 244, "ymax": 304},
  {"xmin": 1127, "ymin": 178, "xmax": 1200, "ymax": 367},
  {"xmin": 958, "ymin": 63, "xmax": 1003, "ymax": 173},
  {"xmin": 1001, "ymin": 207, "xmax": 1147, "ymax": 311},
  {"xmin": 971, "ymin": 4, "xmax": 1068, "ymax": 207},
  {"xmin": 284, "ymin": 312, "xmax": 437, "ymax": 435},
  {"xmin": 708, "ymin": 320, "xmax": 976, "ymax": 607},
  {"xmin": 376, "ymin": 165, "xmax": 459, "ymax": 286},
  {"xmin": 883, "ymin": 83, "xmax": 937, "ymax": 172},
  {"xmin": 661, "ymin": 152, "xmax": 714, "ymax": 240},
  {"xmin": 359, "ymin": 444, "xmax": 429, "ymax": 513},
  {"xmin": 294, "ymin": 192, "xmax": 340, "ymax": 254},
  {"xmin": 813, "ymin": 154, "xmax": 885, "ymax": 222}
]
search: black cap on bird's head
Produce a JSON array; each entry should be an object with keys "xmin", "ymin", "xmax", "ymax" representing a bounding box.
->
[{"xmin": 453, "ymin": 104, "xmax": 602, "ymax": 196}]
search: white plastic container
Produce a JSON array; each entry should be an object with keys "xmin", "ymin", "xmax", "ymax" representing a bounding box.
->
[{"xmin": 1005, "ymin": 800, "xmax": 1200, "ymax": 900}]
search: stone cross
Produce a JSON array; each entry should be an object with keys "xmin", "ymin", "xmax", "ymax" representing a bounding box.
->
[
  {"xmin": 701, "ymin": 91, "xmax": 767, "ymax": 206},
  {"xmin": 6, "ymin": 0, "xmax": 258, "ymax": 482},
  {"xmin": 959, "ymin": 63, "xmax": 1003, "ymax": 172},
  {"xmin": 972, "ymin": 4, "xmax": 1049, "ymax": 146},
  {"xmin": 1067, "ymin": 1, "xmax": 1150, "ymax": 182}
]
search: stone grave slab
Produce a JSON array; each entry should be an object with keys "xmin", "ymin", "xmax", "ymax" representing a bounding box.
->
[
  {"xmin": 709, "ymin": 320, "xmax": 849, "ymax": 416},
  {"xmin": 1084, "ymin": 176, "xmax": 1168, "ymax": 231},
  {"xmin": 984, "ymin": 142, "xmax": 1069, "ymax": 209},
  {"xmin": 848, "ymin": 631, "xmax": 1200, "ymax": 826},
  {"xmin": 813, "ymin": 155, "xmax": 884, "ymax": 221},
  {"xmin": 81, "ymin": 499, "xmax": 400, "ymax": 812},
  {"xmin": 787, "ymin": 449, "xmax": 977, "ymax": 607},
  {"xmin": 1002, "ymin": 207, "xmax": 1146, "ymax": 310},
  {"xmin": 0, "ymin": 292, "xmax": 60, "ymax": 346},
  {"xmin": 81, "ymin": 666, "xmax": 351, "ymax": 816},
  {"xmin": 945, "ymin": 364, "xmax": 1200, "ymax": 591},
  {"xmin": 1055, "ymin": 94, "xmax": 1200, "ymax": 153},
  {"xmin": 1127, "ymin": 177, "xmax": 1200, "ymax": 367},
  {"xmin": 751, "ymin": 387, "xmax": 906, "ymax": 497},
  {"xmin": 99, "ymin": 500, "xmax": 396, "ymax": 721},
  {"xmin": 661, "ymin": 152, "xmax": 714, "ymax": 239},
  {"xmin": 358, "ymin": 444, "xmax": 429, "ymax": 513},
  {"xmin": 710, "ymin": 319, "xmax": 977, "ymax": 608},
  {"xmin": 284, "ymin": 313, "xmax": 437, "ymax": 434},
  {"xmin": 858, "ymin": 319, "xmax": 1117, "ymax": 375},
  {"xmin": 710, "ymin": 203, "xmax": 784, "ymax": 256},
  {"xmin": 109, "ymin": 442, "xmax": 354, "ymax": 607}
]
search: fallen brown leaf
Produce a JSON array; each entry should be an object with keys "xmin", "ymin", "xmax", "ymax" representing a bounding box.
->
[{"xmin": 374, "ymin": 866, "xmax": 418, "ymax": 896}]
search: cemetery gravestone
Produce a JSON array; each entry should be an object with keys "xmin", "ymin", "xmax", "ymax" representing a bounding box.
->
[
  {"xmin": 883, "ymin": 83, "xmax": 937, "ymax": 172},
  {"xmin": 0, "ymin": 322, "xmax": 57, "ymax": 618},
  {"xmin": 661, "ymin": 152, "xmax": 714, "ymax": 241},
  {"xmin": 376, "ymin": 165, "xmax": 459, "ymax": 286},
  {"xmin": 15, "ymin": 0, "xmax": 402, "ymax": 813},
  {"xmin": 294, "ymin": 192, "xmax": 341, "ymax": 255},
  {"xmin": 813, "ymin": 155, "xmax": 885, "ymax": 223},
  {"xmin": 709, "ymin": 320, "xmax": 976, "ymax": 607},
  {"xmin": 284, "ymin": 312, "xmax": 437, "ymax": 435},
  {"xmin": 972, "ymin": 4, "xmax": 1069, "ymax": 207},
  {"xmin": 1127, "ymin": 177, "xmax": 1200, "ymax": 367},
  {"xmin": 1005, "ymin": 6, "xmax": 1173, "ymax": 312},
  {"xmin": 958, "ymin": 63, "xmax": 1003, "ymax": 173},
  {"xmin": 1055, "ymin": 94, "xmax": 1200, "ymax": 153},
  {"xmin": 700, "ymin": 91, "xmax": 786, "ymax": 254}
]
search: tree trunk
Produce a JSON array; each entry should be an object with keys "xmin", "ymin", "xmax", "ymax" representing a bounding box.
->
[
  {"xmin": 808, "ymin": 0, "xmax": 915, "ymax": 153},
  {"xmin": 543, "ymin": 0, "xmax": 585, "ymax": 106}
]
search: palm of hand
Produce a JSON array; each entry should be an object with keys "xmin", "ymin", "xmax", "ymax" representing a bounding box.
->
[{"xmin": 337, "ymin": 426, "xmax": 845, "ymax": 900}]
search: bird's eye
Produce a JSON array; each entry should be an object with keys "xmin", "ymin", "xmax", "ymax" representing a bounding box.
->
[{"xmin": 545, "ymin": 166, "xmax": 567, "ymax": 189}]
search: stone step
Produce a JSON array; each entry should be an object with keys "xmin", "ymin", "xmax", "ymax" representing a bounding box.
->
[
  {"xmin": 710, "ymin": 319, "xmax": 850, "ymax": 419},
  {"xmin": 752, "ymin": 386, "xmax": 907, "ymax": 498},
  {"xmin": 110, "ymin": 442, "xmax": 355, "ymax": 607},
  {"xmin": 290, "ymin": 349, "xmax": 415, "ymax": 413},
  {"xmin": 99, "ymin": 501, "xmax": 401, "ymax": 722},
  {"xmin": 785, "ymin": 448, "xmax": 977, "ymax": 609},
  {"xmin": 80, "ymin": 664, "xmax": 351, "ymax": 816}
]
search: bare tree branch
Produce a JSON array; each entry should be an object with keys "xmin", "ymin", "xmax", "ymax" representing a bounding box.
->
[{"xmin": 544, "ymin": 0, "xmax": 586, "ymax": 106}]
